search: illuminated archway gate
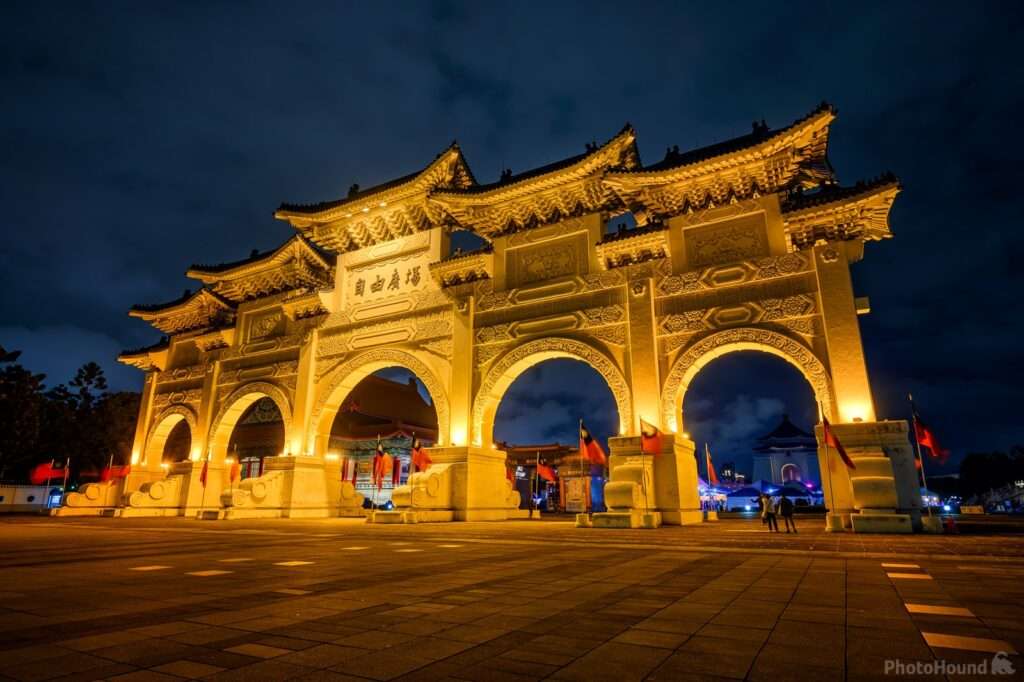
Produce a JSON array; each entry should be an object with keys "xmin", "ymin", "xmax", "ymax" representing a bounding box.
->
[{"xmin": 111, "ymin": 105, "xmax": 921, "ymax": 531}]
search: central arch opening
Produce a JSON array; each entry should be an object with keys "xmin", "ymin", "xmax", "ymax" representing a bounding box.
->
[
  {"xmin": 492, "ymin": 358, "xmax": 618, "ymax": 514},
  {"xmin": 681, "ymin": 351, "xmax": 822, "ymax": 513},
  {"xmin": 324, "ymin": 367, "xmax": 438, "ymax": 507},
  {"xmin": 162, "ymin": 420, "xmax": 191, "ymax": 464},
  {"xmin": 227, "ymin": 397, "xmax": 285, "ymax": 479}
]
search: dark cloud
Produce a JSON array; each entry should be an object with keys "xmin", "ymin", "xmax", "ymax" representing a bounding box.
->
[{"xmin": 2, "ymin": 2, "xmax": 1021, "ymax": 469}]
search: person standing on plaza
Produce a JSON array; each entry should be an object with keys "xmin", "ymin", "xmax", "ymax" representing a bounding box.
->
[
  {"xmin": 779, "ymin": 493, "xmax": 796, "ymax": 533},
  {"xmin": 762, "ymin": 493, "xmax": 779, "ymax": 532}
]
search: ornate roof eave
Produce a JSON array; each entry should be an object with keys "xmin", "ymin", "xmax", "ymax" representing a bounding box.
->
[
  {"xmin": 428, "ymin": 246, "xmax": 495, "ymax": 287},
  {"xmin": 595, "ymin": 224, "xmax": 670, "ymax": 270},
  {"xmin": 782, "ymin": 178, "xmax": 901, "ymax": 249},
  {"xmin": 428, "ymin": 124, "xmax": 641, "ymax": 237},
  {"xmin": 117, "ymin": 342, "xmax": 169, "ymax": 372},
  {"xmin": 129, "ymin": 289, "xmax": 237, "ymax": 335},
  {"xmin": 186, "ymin": 235, "xmax": 332, "ymax": 281},
  {"xmin": 603, "ymin": 104, "xmax": 836, "ymax": 218},
  {"xmin": 272, "ymin": 144, "xmax": 476, "ymax": 252},
  {"xmin": 185, "ymin": 235, "xmax": 335, "ymax": 303}
]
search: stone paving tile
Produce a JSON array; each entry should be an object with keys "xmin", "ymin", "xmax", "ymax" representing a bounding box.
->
[
  {"xmin": 276, "ymin": 644, "xmax": 368, "ymax": 669},
  {"xmin": 331, "ymin": 651, "xmax": 433, "ymax": 680},
  {"xmin": 5, "ymin": 516, "xmax": 1024, "ymax": 681},
  {"xmin": 4, "ymin": 651, "xmax": 114, "ymax": 682},
  {"xmin": 151, "ymin": 659, "xmax": 226, "ymax": 678},
  {"xmin": 106, "ymin": 671, "xmax": 185, "ymax": 682},
  {"xmin": 551, "ymin": 641, "xmax": 672, "ymax": 681},
  {"xmin": 647, "ymin": 650, "xmax": 752, "ymax": 680},
  {"xmin": 203, "ymin": 659, "xmax": 314, "ymax": 682}
]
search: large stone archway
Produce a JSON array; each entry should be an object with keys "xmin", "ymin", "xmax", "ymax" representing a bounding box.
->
[
  {"xmin": 471, "ymin": 337, "xmax": 632, "ymax": 447},
  {"xmin": 207, "ymin": 381, "xmax": 293, "ymax": 463},
  {"xmin": 660, "ymin": 327, "xmax": 835, "ymax": 434},
  {"xmin": 310, "ymin": 348, "xmax": 451, "ymax": 454},
  {"xmin": 118, "ymin": 108, "xmax": 914, "ymax": 528},
  {"xmin": 142, "ymin": 405, "xmax": 198, "ymax": 467}
]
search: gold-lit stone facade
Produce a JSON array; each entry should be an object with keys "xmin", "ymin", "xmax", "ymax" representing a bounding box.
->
[{"xmin": 66, "ymin": 103, "xmax": 922, "ymax": 531}]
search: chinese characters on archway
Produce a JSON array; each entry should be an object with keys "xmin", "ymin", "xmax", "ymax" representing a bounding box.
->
[{"xmin": 352, "ymin": 265, "xmax": 422, "ymax": 298}]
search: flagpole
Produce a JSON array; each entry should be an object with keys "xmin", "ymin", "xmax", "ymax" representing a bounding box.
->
[
  {"xmin": 908, "ymin": 394, "xmax": 933, "ymax": 518},
  {"xmin": 198, "ymin": 452, "xmax": 208, "ymax": 519},
  {"xmin": 819, "ymin": 402, "xmax": 838, "ymax": 526},
  {"xmin": 578, "ymin": 419, "xmax": 584, "ymax": 515},
  {"xmin": 43, "ymin": 458, "xmax": 53, "ymax": 511},
  {"xmin": 532, "ymin": 450, "xmax": 540, "ymax": 519},
  {"xmin": 62, "ymin": 457, "xmax": 70, "ymax": 509}
]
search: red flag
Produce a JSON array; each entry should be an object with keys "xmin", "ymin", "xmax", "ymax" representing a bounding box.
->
[
  {"xmin": 350, "ymin": 457, "xmax": 358, "ymax": 486},
  {"xmin": 640, "ymin": 418, "xmax": 662, "ymax": 456},
  {"xmin": 822, "ymin": 416, "xmax": 855, "ymax": 470},
  {"xmin": 29, "ymin": 461, "xmax": 61, "ymax": 485},
  {"xmin": 375, "ymin": 454, "xmax": 393, "ymax": 490},
  {"xmin": 536, "ymin": 462, "xmax": 557, "ymax": 483},
  {"xmin": 392, "ymin": 456, "xmax": 401, "ymax": 485},
  {"xmin": 506, "ymin": 466, "xmax": 514, "ymax": 482},
  {"xmin": 199, "ymin": 457, "xmax": 209, "ymax": 488},
  {"xmin": 579, "ymin": 421, "xmax": 607, "ymax": 465},
  {"xmin": 411, "ymin": 437, "xmax": 432, "ymax": 472},
  {"xmin": 912, "ymin": 409, "xmax": 950, "ymax": 464},
  {"xmin": 371, "ymin": 437, "xmax": 384, "ymax": 488},
  {"xmin": 229, "ymin": 459, "xmax": 240, "ymax": 484},
  {"xmin": 705, "ymin": 444, "xmax": 720, "ymax": 486},
  {"xmin": 101, "ymin": 453, "xmax": 132, "ymax": 482}
]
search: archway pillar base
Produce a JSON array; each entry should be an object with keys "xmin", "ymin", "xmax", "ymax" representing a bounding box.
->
[
  {"xmin": 374, "ymin": 447, "xmax": 523, "ymax": 524},
  {"xmin": 592, "ymin": 435, "xmax": 704, "ymax": 529},
  {"xmin": 815, "ymin": 420, "xmax": 922, "ymax": 534},
  {"xmin": 223, "ymin": 456, "xmax": 356, "ymax": 519}
]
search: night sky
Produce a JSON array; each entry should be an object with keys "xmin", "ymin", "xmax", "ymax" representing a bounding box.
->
[{"xmin": 3, "ymin": 2, "xmax": 1022, "ymax": 474}]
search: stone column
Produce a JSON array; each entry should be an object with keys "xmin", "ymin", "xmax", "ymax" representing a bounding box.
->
[
  {"xmin": 194, "ymin": 360, "xmax": 221, "ymax": 461},
  {"xmin": 124, "ymin": 372, "xmax": 159, "ymax": 494},
  {"xmin": 813, "ymin": 242, "xmax": 875, "ymax": 422},
  {"xmin": 450, "ymin": 298, "xmax": 474, "ymax": 447},
  {"xmin": 292, "ymin": 328, "xmax": 318, "ymax": 456},
  {"xmin": 624, "ymin": 267, "xmax": 660, "ymax": 434}
]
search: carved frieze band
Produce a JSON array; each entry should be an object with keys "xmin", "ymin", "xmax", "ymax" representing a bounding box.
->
[
  {"xmin": 316, "ymin": 310, "xmax": 453, "ymax": 360},
  {"xmin": 219, "ymin": 331, "xmax": 306, "ymax": 360},
  {"xmin": 219, "ymin": 360, "xmax": 299, "ymax": 387},
  {"xmin": 658, "ymin": 294, "xmax": 815, "ymax": 335},
  {"xmin": 152, "ymin": 388, "xmax": 203, "ymax": 409},
  {"xmin": 473, "ymin": 270, "xmax": 625, "ymax": 313},
  {"xmin": 657, "ymin": 252, "xmax": 809, "ymax": 298},
  {"xmin": 476, "ymin": 304, "xmax": 625, "ymax": 345},
  {"xmin": 156, "ymin": 364, "xmax": 208, "ymax": 384}
]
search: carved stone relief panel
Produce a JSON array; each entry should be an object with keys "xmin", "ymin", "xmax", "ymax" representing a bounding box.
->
[
  {"xmin": 249, "ymin": 312, "xmax": 284, "ymax": 340},
  {"xmin": 683, "ymin": 212, "xmax": 769, "ymax": 268},
  {"xmin": 512, "ymin": 241, "xmax": 578, "ymax": 286}
]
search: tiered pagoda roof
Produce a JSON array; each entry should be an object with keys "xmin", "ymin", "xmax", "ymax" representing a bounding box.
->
[
  {"xmin": 124, "ymin": 103, "xmax": 900, "ymax": 360},
  {"xmin": 753, "ymin": 415, "xmax": 816, "ymax": 453},
  {"xmin": 186, "ymin": 235, "xmax": 334, "ymax": 303},
  {"xmin": 603, "ymin": 102, "xmax": 837, "ymax": 221},
  {"xmin": 273, "ymin": 143, "xmax": 476, "ymax": 252},
  {"xmin": 430, "ymin": 124, "xmax": 640, "ymax": 237},
  {"xmin": 782, "ymin": 173, "xmax": 901, "ymax": 249},
  {"xmin": 129, "ymin": 288, "xmax": 235, "ymax": 335}
]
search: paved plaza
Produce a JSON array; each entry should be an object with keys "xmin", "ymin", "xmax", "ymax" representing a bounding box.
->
[{"xmin": 1, "ymin": 516, "xmax": 1022, "ymax": 682}]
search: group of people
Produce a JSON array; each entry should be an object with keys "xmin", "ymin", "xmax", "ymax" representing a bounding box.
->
[{"xmin": 759, "ymin": 492, "xmax": 797, "ymax": 533}]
